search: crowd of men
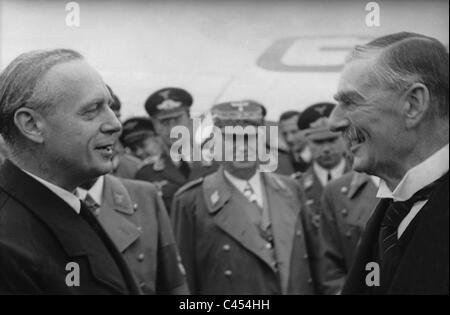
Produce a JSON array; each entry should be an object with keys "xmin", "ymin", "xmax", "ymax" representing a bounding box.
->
[{"xmin": 0, "ymin": 32, "xmax": 448, "ymax": 295}]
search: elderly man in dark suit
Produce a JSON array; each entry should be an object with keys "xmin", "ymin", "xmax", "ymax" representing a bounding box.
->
[
  {"xmin": 330, "ymin": 32, "xmax": 449, "ymax": 294},
  {"xmin": 171, "ymin": 100, "xmax": 319, "ymax": 295},
  {"xmin": 0, "ymin": 49, "xmax": 140, "ymax": 294},
  {"xmin": 77, "ymin": 174, "xmax": 189, "ymax": 294}
]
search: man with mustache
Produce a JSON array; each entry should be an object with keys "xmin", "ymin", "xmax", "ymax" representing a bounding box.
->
[
  {"xmin": 171, "ymin": 100, "xmax": 319, "ymax": 294},
  {"xmin": 330, "ymin": 32, "xmax": 448, "ymax": 294},
  {"xmin": 0, "ymin": 49, "xmax": 140, "ymax": 294}
]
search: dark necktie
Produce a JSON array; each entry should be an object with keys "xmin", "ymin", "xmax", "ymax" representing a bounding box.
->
[
  {"xmin": 83, "ymin": 193, "xmax": 100, "ymax": 214},
  {"xmin": 379, "ymin": 183, "xmax": 436, "ymax": 263},
  {"xmin": 327, "ymin": 171, "xmax": 332, "ymax": 183},
  {"xmin": 178, "ymin": 159, "xmax": 191, "ymax": 180}
]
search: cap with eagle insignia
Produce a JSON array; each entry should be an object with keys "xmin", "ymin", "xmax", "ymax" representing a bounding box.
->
[
  {"xmin": 211, "ymin": 100, "xmax": 265, "ymax": 132},
  {"xmin": 297, "ymin": 102, "xmax": 339, "ymax": 141},
  {"xmin": 145, "ymin": 87, "xmax": 193, "ymax": 119},
  {"xmin": 120, "ymin": 117, "xmax": 156, "ymax": 147}
]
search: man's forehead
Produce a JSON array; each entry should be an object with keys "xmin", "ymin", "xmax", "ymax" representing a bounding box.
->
[
  {"xmin": 335, "ymin": 60, "xmax": 373, "ymax": 101},
  {"xmin": 41, "ymin": 60, "xmax": 109, "ymax": 104},
  {"xmin": 155, "ymin": 108, "xmax": 186, "ymax": 121},
  {"xmin": 280, "ymin": 116, "xmax": 299, "ymax": 129}
]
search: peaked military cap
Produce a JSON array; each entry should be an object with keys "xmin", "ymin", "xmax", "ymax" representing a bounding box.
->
[{"xmin": 145, "ymin": 87, "xmax": 193, "ymax": 119}]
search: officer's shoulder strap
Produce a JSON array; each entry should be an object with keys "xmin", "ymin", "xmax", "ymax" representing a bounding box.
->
[{"xmin": 174, "ymin": 177, "xmax": 204, "ymax": 197}]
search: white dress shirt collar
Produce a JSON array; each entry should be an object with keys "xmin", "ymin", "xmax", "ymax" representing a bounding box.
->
[
  {"xmin": 22, "ymin": 169, "xmax": 81, "ymax": 214},
  {"xmin": 76, "ymin": 176, "xmax": 105, "ymax": 206},
  {"xmin": 224, "ymin": 170, "xmax": 263, "ymax": 208},
  {"xmin": 377, "ymin": 143, "xmax": 449, "ymax": 201},
  {"xmin": 313, "ymin": 158, "xmax": 347, "ymax": 187}
]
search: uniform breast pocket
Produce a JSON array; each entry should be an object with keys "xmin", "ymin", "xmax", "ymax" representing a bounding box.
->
[{"xmin": 343, "ymin": 205, "xmax": 374, "ymax": 243}]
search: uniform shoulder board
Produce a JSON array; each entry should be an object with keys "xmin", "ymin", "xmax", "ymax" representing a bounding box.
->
[
  {"xmin": 291, "ymin": 172, "xmax": 303, "ymax": 180},
  {"xmin": 272, "ymin": 174, "xmax": 288, "ymax": 191},
  {"xmin": 174, "ymin": 177, "xmax": 204, "ymax": 197}
]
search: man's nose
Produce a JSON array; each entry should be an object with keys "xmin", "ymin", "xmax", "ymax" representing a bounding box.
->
[
  {"xmin": 329, "ymin": 105, "xmax": 350, "ymax": 133},
  {"xmin": 286, "ymin": 133, "xmax": 294, "ymax": 145},
  {"xmin": 135, "ymin": 147, "xmax": 144, "ymax": 159},
  {"xmin": 101, "ymin": 106, "xmax": 122, "ymax": 135}
]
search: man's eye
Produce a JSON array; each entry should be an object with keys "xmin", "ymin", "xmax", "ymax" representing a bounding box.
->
[
  {"xmin": 83, "ymin": 103, "xmax": 101, "ymax": 116},
  {"xmin": 341, "ymin": 97, "xmax": 352, "ymax": 106}
]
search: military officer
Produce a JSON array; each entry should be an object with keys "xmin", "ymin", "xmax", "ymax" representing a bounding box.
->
[
  {"xmin": 318, "ymin": 171, "xmax": 379, "ymax": 294},
  {"xmin": 293, "ymin": 103, "xmax": 351, "ymax": 229},
  {"xmin": 137, "ymin": 87, "xmax": 217, "ymax": 211},
  {"xmin": 77, "ymin": 174, "xmax": 189, "ymax": 294},
  {"xmin": 119, "ymin": 117, "xmax": 163, "ymax": 162},
  {"xmin": 278, "ymin": 110, "xmax": 312, "ymax": 174},
  {"xmin": 171, "ymin": 100, "xmax": 319, "ymax": 295}
]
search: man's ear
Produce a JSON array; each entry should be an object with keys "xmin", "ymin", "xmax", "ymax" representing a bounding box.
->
[
  {"xmin": 13, "ymin": 107, "xmax": 45, "ymax": 144},
  {"xmin": 402, "ymin": 83, "xmax": 430, "ymax": 128}
]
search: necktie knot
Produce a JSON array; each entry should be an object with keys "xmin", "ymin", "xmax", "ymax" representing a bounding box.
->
[
  {"xmin": 379, "ymin": 181, "xmax": 437, "ymax": 260},
  {"xmin": 327, "ymin": 171, "xmax": 332, "ymax": 183},
  {"xmin": 243, "ymin": 182, "xmax": 258, "ymax": 204},
  {"xmin": 83, "ymin": 193, "xmax": 100, "ymax": 214}
]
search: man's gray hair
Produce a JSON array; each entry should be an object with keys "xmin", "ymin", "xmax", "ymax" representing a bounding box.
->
[
  {"xmin": 347, "ymin": 32, "xmax": 449, "ymax": 117},
  {"xmin": 0, "ymin": 49, "xmax": 83, "ymax": 144}
]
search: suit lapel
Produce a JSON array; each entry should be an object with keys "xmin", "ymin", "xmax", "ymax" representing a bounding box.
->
[
  {"xmin": 99, "ymin": 175, "xmax": 141, "ymax": 253},
  {"xmin": 263, "ymin": 172, "xmax": 299, "ymax": 294},
  {"xmin": 0, "ymin": 161, "xmax": 131, "ymax": 294},
  {"xmin": 203, "ymin": 168, "xmax": 277, "ymax": 272}
]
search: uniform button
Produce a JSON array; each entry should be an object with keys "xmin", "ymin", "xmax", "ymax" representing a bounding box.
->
[
  {"xmin": 341, "ymin": 208, "xmax": 348, "ymax": 216},
  {"xmin": 306, "ymin": 199, "xmax": 314, "ymax": 206},
  {"xmin": 303, "ymin": 254, "xmax": 309, "ymax": 260},
  {"xmin": 265, "ymin": 242, "xmax": 272, "ymax": 249},
  {"xmin": 340, "ymin": 186, "xmax": 348, "ymax": 194},
  {"xmin": 224, "ymin": 270, "xmax": 232, "ymax": 277},
  {"xmin": 296, "ymin": 230, "xmax": 302, "ymax": 237},
  {"xmin": 346, "ymin": 231, "xmax": 352, "ymax": 239},
  {"xmin": 137, "ymin": 226, "xmax": 143, "ymax": 232},
  {"xmin": 138, "ymin": 253, "xmax": 145, "ymax": 261},
  {"xmin": 222, "ymin": 244, "xmax": 230, "ymax": 251},
  {"xmin": 133, "ymin": 203, "xmax": 138, "ymax": 211},
  {"xmin": 94, "ymin": 208, "xmax": 101, "ymax": 216},
  {"xmin": 307, "ymin": 278, "xmax": 313, "ymax": 284}
]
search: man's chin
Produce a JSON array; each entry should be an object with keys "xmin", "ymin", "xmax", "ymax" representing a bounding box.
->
[
  {"xmin": 91, "ymin": 160, "xmax": 114, "ymax": 176},
  {"xmin": 351, "ymin": 156, "xmax": 369, "ymax": 173},
  {"xmin": 231, "ymin": 161, "xmax": 257, "ymax": 169}
]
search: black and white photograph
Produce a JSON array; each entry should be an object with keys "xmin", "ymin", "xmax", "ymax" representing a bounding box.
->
[{"xmin": 0, "ymin": 0, "xmax": 448, "ymax": 301}]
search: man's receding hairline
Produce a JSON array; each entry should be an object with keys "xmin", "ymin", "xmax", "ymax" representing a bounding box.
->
[{"xmin": 352, "ymin": 35, "xmax": 440, "ymax": 64}]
